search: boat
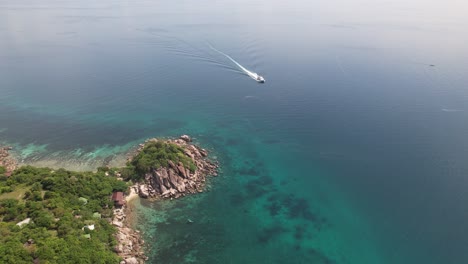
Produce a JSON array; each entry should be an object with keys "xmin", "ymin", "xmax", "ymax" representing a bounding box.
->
[{"xmin": 256, "ymin": 75, "xmax": 265, "ymax": 83}]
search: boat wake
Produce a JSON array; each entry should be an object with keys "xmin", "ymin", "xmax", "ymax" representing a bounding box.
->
[
  {"xmin": 137, "ymin": 28, "xmax": 242, "ymax": 75},
  {"xmin": 208, "ymin": 44, "xmax": 265, "ymax": 83},
  {"xmin": 137, "ymin": 29, "xmax": 265, "ymax": 83},
  {"xmin": 441, "ymin": 108, "xmax": 463, "ymax": 112}
]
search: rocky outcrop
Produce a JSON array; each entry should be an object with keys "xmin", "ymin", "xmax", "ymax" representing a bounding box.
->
[
  {"xmin": 137, "ymin": 184, "xmax": 149, "ymax": 198},
  {"xmin": 115, "ymin": 135, "xmax": 218, "ymax": 263},
  {"xmin": 179, "ymin": 134, "xmax": 192, "ymax": 142},
  {"xmin": 130, "ymin": 136, "xmax": 218, "ymax": 200},
  {"xmin": 0, "ymin": 146, "xmax": 17, "ymax": 176}
]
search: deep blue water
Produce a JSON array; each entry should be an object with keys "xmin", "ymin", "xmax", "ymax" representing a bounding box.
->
[{"xmin": 2, "ymin": 0, "xmax": 468, "ymax": 263}]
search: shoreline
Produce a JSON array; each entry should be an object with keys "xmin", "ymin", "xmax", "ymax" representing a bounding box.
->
[
  {"xmin": 0, "ymin": 146, "xmax": 17, "ymax": 176},
  {"xmin": 1, "ymin": 135, "xmax": 218, "ymax": 264},
  {"xmin": 113, "ymin": 187, "xmax": 146, "ymax": 264},
  {"xmin": 2, "ymin": 139, "xmax": 142, "ymax": 172},
  {"xmin": 126, "ymin": 185, "xmax": 140, "ymax": 203},
  {"xmin": 114, "ymin": 135, "xmax": 218, "ymax": 263}
]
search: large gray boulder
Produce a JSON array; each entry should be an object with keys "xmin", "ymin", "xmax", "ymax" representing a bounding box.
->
[
  {"xmin": 180, "ymin": 135, "xmax": 192, "ymax": 142},
  {"xmin": 125, "ymin": 257, "xmax": 138, "ymax": 264},
  {"xmin": 138, "ymin": 184, "xmax": 149, "ymax": 198}
]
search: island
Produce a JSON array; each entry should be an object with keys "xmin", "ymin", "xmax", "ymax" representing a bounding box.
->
[{"xmin": 0, "ymin": 135, "xmax": 218, "ymax": 264}]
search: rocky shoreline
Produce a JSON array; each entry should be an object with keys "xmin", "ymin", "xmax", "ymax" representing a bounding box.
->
[
  {"xmin": 113, "ymin": 195, "xmax": 147, "ymax": 264},
  {"xmin": 0, "ymin": 146, "xmax": 17, "ymax": 176},
  {"xmin": 129, "ymin": 135, "xmax": 219, "ymax": 200},
  {"xmin": 1, "ymin": 135, "xmax": 218, "ymax": 264},
  {"xmin": 114, "ymin": 135, "xmax": 218, "ymax": 263}
]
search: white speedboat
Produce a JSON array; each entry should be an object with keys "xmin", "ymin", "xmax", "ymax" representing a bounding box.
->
[{"xmin": 256, "ymin": 75, "xmax": 265, "ymax": 83}]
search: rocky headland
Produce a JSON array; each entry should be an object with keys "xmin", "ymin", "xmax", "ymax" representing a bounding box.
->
[
  {"xmin": 113, "ymin": 135, "xmax": 218, "ymax": 263},
  {"xmin": 129, "ymin": 135, "xmax": 219, "ymax": 200},
  {"xmin": 0, "ymin": 135, "xmax": 218, "ymax": 264}
]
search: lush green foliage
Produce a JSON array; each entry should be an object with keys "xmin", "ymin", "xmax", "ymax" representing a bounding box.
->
[
  {"xmin": 0, "ymin": 166, "xmax": 127, "ymax": 263},
  {"xmin": 0, "ymin": 141, "xmax": 196, "ymax": 262},
  {"xmin": 127, "ymin": 141, "xmax": 196, "ymax": 180}
]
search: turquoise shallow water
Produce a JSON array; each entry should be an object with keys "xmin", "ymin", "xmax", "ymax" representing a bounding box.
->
[{"xmin": 2, "ymin": 0, "xmax": 468, "ymax": 263}]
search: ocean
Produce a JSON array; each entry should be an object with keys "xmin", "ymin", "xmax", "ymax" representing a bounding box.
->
[{"xmin": 1, "ymin": 0, "xmax": 468, "ymax": 263}]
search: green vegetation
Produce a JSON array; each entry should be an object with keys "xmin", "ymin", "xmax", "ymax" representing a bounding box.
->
[
  {"xmin": 0, "ymin": 140, "xmax": 198, "ymax": 262},
  {"xmin": 0, "ymin": 166, "xmax": 128, "ymax": 264},
  {"xmin": 125, "ymin": 141, "xmax": 196, "ymax": 181}
]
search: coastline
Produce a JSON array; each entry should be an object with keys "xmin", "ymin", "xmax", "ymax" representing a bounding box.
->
[
  {"xmin": 126, "ymin": 185, "xmax": 140, "ymax": 203},
  {"xmin": 113, "ymin": 187, "xmax": 147, "ymax": 264},
  {"xmin": 1, "ymin": 135, "xmax": 217, "ymax": 264},
  {"xmin": 0, "ymin": 146, "xmax": 17, "ymax": 176},
  {"xmin": 114, "ymin": 135, "xmax": 218, "ymax": 263}
]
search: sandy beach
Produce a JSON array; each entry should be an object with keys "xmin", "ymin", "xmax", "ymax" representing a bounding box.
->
[{"xmin": 126, "ymin": 185, "xmax": 140, "ymax": 203}]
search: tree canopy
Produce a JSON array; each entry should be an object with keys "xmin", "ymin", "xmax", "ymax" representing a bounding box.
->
[
  {"xmin": 0, "ymin": 141, "xmax": 198, "ymax": 262},
  {"xmin": 0, "ymin": 166, "xmax": 126, "ymax": 263},
  {"xmin": 126, "ymin": 141, "xmax": 196, "ymax": 181}
]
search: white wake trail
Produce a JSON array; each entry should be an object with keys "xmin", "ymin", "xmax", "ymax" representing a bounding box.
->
[{"xmin": 208, "ymin": 44, "xmax": 265, "ymax": 83}]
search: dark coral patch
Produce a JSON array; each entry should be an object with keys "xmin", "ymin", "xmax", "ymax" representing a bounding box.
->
[
  {"xmin": 245, "ymin": 181, "xmax": 269, "ymax": 198},
  {"xmin": 256, "ymin": 175, "xmax": 273, "ymax": 185},
  {"xmin": 286, "ymin": 198, "xmax": 317, "ymax": 222},
  {"xmin": 229, "ymin": 193, "xmax": 246, "ymax": 206},
  {"xmin": 235, "ymin": 166, "xmax": 261, "ymax": 176},
  {"xmin": 267, "ymin": 194, "xmax": 276, "ymax": 202},
  {"xmin": 225, "ymin": 138, "xmax": 241, "ymax": 146},
  {"xmin": 294, "ymin": 224, "xmax": 306, "ymax": 241},
  {"xmin": 266, "ymin": 201, "xmax": 282, "ymax": 216},
  {"xmin": 245, "ymin": 176, "xmax": 274, "ymax": 198},
  {"xmin": 256, "ymin": 225, "xmax": 288, "ymax": 244},
  {"xmin": 282, "ymin": 194, "xmax": 295, "ymax": 207},
  {"xmin": 307, "ymin": 248, "xmax": 335, "ymax": 264}
]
